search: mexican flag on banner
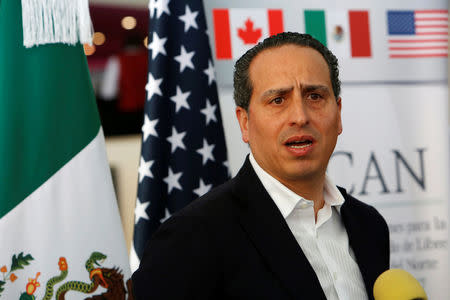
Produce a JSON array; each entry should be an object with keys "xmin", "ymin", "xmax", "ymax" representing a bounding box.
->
[
  {"xmin": 304, "ymin": 9, "xmax": 372, "ymax": 58},
  {"xmin": 0, "ymin": 0, "xmax": 132, "ymax": 299}
]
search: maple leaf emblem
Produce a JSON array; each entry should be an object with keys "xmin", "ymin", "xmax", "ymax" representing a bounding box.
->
[{"xmin": 237, "ymin": 18, "xmax": 262, "ymax": 44}]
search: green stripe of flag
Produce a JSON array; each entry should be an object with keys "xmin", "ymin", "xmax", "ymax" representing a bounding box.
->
[
  {"xmin": 0, "ymin": 0, "xmax": 100, "ymax": 218},
  {"xmin": 304, "ymin": 10, "xmax": 327, "ymax": 47}
]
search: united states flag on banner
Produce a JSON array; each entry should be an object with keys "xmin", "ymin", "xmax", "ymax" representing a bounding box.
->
[
  {"xmin": 131, "ymin": 0, "xmax": 230, "ymax": 272},
  {"xmin": 387, "ymin": 10, "xmax": 448, "ymax": 58}
]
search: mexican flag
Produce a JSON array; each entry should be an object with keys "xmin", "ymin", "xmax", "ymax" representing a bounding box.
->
[
  {"xmin": 304, "ymin": 9, "xmax": 372, "ymax": 58},
  {"xmin": 0, "ymin": 0, "xmax": 132, "ymax": 299}
]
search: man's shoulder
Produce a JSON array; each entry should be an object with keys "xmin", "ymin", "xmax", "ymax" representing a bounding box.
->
[
  {"xmin": 158, "ymin": 159, "xmax": 255, "ymax": 236},
  {"xmin": 338, "ymin": 186, "xmax": 387, "ymax": 224},
  {"xmin": 148, "ymin": 177, "xmax": 241, "ymax": 257},
  {"xmin": 173, "ymin": 176, "xmax": 238, "ymax": 218}
]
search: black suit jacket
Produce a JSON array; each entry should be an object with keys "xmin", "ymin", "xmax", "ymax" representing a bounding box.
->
[{"xmin": 132, "ymin": 158, "xmax": 390, "ymax": 299}]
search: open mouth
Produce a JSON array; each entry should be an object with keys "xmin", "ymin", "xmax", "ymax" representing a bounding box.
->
[
  {"xmin": 283, "ymin": 135, "xmax": 315, "ymax": 151},
  {"xmin": 285, "ymin": 140, "xmax": 313, "ymax": 149}
]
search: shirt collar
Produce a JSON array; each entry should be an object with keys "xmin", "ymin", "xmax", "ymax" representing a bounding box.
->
[{"xmin": 249, "ymin": 153, "xmax": 345, "ymax": 219}]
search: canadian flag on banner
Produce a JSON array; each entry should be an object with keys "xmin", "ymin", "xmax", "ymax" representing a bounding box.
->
[{"xmin": 213, "ymin": 8, "xmax": 284, "ymax": 60}]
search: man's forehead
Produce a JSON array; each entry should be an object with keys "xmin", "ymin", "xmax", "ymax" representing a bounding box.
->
[
  {"xmin": 248, "ymin": 44, "xmax": 331, "ymax": 85},
  {"xmin": 251, "ymin": 43, "xmax": 325, "ymax": 62}
]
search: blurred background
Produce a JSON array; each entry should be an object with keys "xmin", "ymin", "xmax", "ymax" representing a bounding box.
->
[{"xmin": 86, "ymin": 0, "xmax": 148, "ymax": 253}]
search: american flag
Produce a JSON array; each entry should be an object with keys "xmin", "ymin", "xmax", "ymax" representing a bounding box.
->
[
  {"xmin": 131, "ymin": 0, "xmax": 229, "ymax": 272},
  {"xmin": 387, "ymin": 10, "xmax": 448, "ymax": 58}
]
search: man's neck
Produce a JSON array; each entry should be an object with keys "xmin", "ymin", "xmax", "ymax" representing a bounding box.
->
[
  {"xmin": 279, "ymin": 176, "xmax": 325, "ymax": 222},
  {"xmin": 248, "ymin": 154, "xmax": 327, "ymax": 221}
]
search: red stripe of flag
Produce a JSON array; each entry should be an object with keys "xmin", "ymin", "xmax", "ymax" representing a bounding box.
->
[
  {"xmin": 213, "ymin": 9, "xmax": 232, "ymax": 60},
  {"xmin": 415, "ymin": 9, "xmax": 448, "ymax": 14},
  {"xmin": 389, "ymin": 46, "xmax": 448, "ymax": 50},
  {"xmin": 390, "ymin": 53, "xmax": 448, "ymax": 58},
  {"xmin": 415, "ymin": 17, "xmax": 448, "ymax": 21},
  {"xmin": 389, "ymin": 39, "xmax": 448, "ymax": 43},
  {"xmin": 349, "ymin": 11, "xmax": 371, "ymax": 57},
  {"xmin": 268, "ymin": 10, "xmax": 284, "ymax": 36},
  {"xmin": 416, "ymin": 25, "xmax": 449, "ymax": 28}
]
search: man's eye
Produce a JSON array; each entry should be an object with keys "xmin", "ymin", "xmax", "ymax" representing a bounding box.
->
[
  {"xmin": 271, "ymin": 97, "xmax": 284, "ymax": 104},
  {"xmin": 309, "ymin": 93, "xmax": 322, "ymax": 100}
]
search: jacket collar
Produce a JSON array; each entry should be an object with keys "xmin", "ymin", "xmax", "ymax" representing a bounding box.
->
[{"xmin": 231, "ymin": 157, "xmax": 327, "ymax": 300}]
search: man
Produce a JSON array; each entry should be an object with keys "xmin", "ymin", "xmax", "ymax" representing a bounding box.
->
[{"xmin": 132, "ymin": 32, "xmax": 390, "ymax": 300}]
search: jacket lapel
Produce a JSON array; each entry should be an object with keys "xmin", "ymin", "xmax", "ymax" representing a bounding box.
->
[
  {"xmin": 339, "ymin": 188, "xmax": 376, "ymax": 300},
  {"xmin": 231, "ymin": 158, "xmax": 326, "ymax": 300}
]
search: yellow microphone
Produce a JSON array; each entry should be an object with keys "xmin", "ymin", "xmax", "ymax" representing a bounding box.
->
[{"xmin": 373, "ymin": 269, "xmax": 427, "ymax": 300}]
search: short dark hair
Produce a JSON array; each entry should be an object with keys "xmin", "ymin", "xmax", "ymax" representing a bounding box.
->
[{"xmin": 233, "ymin": 32, "xmax": 341, "ymax": 110}]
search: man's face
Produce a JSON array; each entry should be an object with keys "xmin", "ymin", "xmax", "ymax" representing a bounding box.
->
[{"xmin": 236, "ymin": 45, "xmax": 342, "ymax": 187}]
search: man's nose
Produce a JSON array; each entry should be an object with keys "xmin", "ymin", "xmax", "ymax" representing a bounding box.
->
[{"xmin": 288, "ymin": 95, "xmax": 309, "ymax": 127}]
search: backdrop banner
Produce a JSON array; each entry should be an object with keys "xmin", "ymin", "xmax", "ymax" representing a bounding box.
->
[
  {"xmin": 327, "ymin": 84, "xmax": 449, "ymax": 299},
  {"xmin": 205, "ymin": 0, "xmax": 449, "ymax": 299}
]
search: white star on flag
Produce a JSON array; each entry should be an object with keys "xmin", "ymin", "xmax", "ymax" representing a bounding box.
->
[
  {"xmin": 146, "ymin": 73, "xmax": 163, "ymax": 100},
  {"xmin": 193, "ymin": 178, "xmax": 212, "ymax": 197},
  {"xmin": 142, "ymin": 115, "xmax": 158, "ymax": 141},
  {"xmin": 223, "ymin": 161, "xmax": 232, "ymax": 177},
  {"xmin": 203, "ymin": 60, "xmax": 215, "ymax": 85},
  {"xmin": 148, "ymin": 32, "xmax": 167, "ymax": 59},
  {"xmin": 178, "ymin": 5, "xmax": 199, "ymax": 32},
  {"xmin": 134, "ymin": 197, "xmax": 150, "ymax": 224},
  {"xmin": 170, "ymin": 85, "xmax": 190, "ymax": 112},
  {"xmin": 174, "ymin": 46, "xmax": 195, "ymax": 73},
  {"xmin": 166, "ymin": 126, "xmax": 186, "ymax": 153},
  {"xmin": 155, "ymin": 0, "xmax": 171, "ymax": 18},
  {"xmin": 164, "ymin": 167, "xmax": 183, "ymax": 194},
  {"xmin": 148, "ymin": 0, "xmax": 157, "ymax": 18},
  {"xmin": 138, "ymin": 157, "xmax": 154, "ymax": 183},
  {"xmin": 196, "ymin": 138, "xmax": 215, "ymax": 165},
  {"xmin": 200, "ymin": 98, "xmax": 217, "ymax": 125}
]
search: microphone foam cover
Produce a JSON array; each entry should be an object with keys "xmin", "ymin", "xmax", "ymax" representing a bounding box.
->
[{"xmin": 373, "ymin": 269, "xmax": 427, "ymax": 300}]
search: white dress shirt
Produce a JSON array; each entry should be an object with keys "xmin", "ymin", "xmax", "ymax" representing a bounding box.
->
[{"xmin": 249, "ymin": 154, "xmax": 368, "ymax": 300}]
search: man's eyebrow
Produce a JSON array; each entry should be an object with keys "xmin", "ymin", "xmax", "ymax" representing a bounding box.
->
[
  {"xmin": 261, "ymin": 86, "xmax": 294, "ymax": 99},
  {"xmin": 302, "ymin": 84, "xmax": 330, "ymax": 93}
]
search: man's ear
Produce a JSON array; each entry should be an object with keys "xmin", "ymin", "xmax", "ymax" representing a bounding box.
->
[
  {"xmin": 337, "ymin": 97, "xmax": 343, "ymax": 135},
  {"xmin": 236, "ymin": 106, "xmax": 249, "ymax": 143}
]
